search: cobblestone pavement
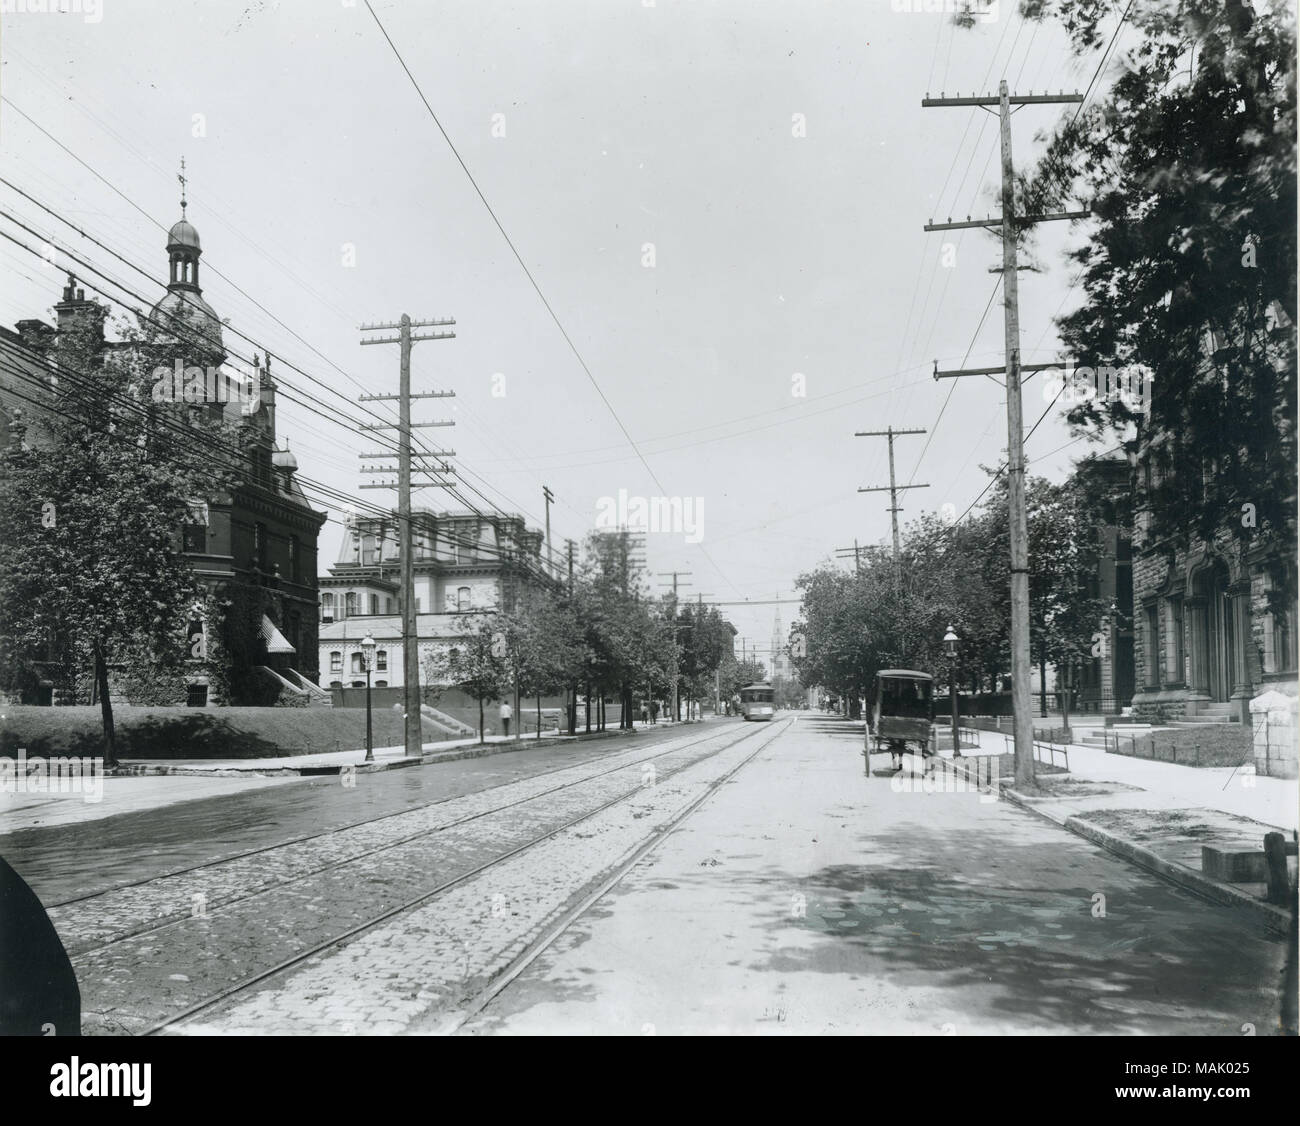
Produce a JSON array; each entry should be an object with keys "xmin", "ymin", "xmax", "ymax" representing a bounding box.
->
[
  {"xmin": 61, "ymin": 721, "xmax": 780, "ymax": 1034},
  {"xmin": 174, "ymin": 721, "xmax": 789, "ymax": 1035},
  {"xmin": 455, "ymin": 715, "xmax": 1290, "ymax": 1036}
]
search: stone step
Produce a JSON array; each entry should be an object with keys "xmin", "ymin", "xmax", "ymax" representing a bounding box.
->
[{"xmin": 1170, "ymin": 716, "xmax": 1238, "ymax": 726}]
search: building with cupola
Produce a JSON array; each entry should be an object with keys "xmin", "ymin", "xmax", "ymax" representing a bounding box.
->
[{"xmin": 0, "ymin": 184, "xmax": 327, "ymax": 706}]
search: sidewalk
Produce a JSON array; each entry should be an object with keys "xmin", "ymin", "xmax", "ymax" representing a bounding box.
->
[{"xmin": 961, "ymin": 728, "xmax": 1297, "ymax": 932}]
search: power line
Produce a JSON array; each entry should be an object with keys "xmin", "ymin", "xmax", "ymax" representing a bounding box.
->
[{"xmin": 361, "ymin": 0, "xmax": 668, "ymax": 498}]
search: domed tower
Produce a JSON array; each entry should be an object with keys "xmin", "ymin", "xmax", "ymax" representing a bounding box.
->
[{"xmin": 148, "ymin": 163, "xmax": 225, "ymax": 362}]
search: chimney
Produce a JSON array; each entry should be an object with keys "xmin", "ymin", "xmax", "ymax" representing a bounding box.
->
[{"xmin": 54, "ymin": 274, "xmax": 107, "ymax": 350}]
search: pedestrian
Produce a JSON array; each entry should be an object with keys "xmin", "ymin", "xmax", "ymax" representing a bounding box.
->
[{"xmin": 499, "ymin": 699, "xmax": 512, "ymax": 738}]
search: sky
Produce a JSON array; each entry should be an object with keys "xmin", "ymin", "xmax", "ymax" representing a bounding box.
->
[{"xmin": 0, "ymin": 0, "xmax": 1126, "ymax": 663}]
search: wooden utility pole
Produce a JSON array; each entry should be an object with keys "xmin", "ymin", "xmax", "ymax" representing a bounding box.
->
[
  {"xmin": 542, "ymin": 485, "xmax": 554, "ymax": 579},
  {"xmin": 856, "ymin": 427, "xmax": 928, "ymax": 584},
  {"xmin": 923, "ymin": 81, "xmax": 1087, "ymax": 788},
  {"xmin": 834, "ymin": 540, "xmax": 864, "ymax": 575},
  {"xmin": 657, "ymin": 570, "xmax": 692, "ymax": 722},
  {"xmin": 565, "ymin": 538, "xmax": 578, "ymax": 735},
  {"xmin": 359, "ymin": 314, "xmax": 456, "ymax": 758}
]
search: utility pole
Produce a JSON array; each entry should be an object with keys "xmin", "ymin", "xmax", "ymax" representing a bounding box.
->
[
  {"xmin": 694, "ymin": 591, "xmax": 714, "ymax": 720},
  {"xmin": 923, "ymin": 81, "xmax": 1088, "ymax": 788},
  {"xmin": 834, "ymin": 540, "xmax": 864, "ymax": 575},
  {"xmin": 856, "ymin": 427, "xmax": 928, "ymax": 584},
  {"xmin": 359, "ymin": 314, "xmax": 456, "ymax": 759},
  {"xmin": 565, "ymin": 538, "xmax": 577, "ymax": 735},
  {"xmin": 657, "ymin": 570, "xmax": 692, "ymax": 722},
  {"xmin": 542, "ymin": 485, "xmax": 554, "ymax": 579}
]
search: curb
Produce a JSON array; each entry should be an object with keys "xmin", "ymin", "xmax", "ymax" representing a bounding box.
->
[
  {"xmin": 1001, "ymin": 786, "xmax": 1292, "ymax": 935},
  {"xmin": 105, "ymin": 723, "xmax": 704, "ymax": 779}
]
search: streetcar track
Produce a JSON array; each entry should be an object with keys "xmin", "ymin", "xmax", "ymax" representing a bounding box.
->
[
  {"xmin": 143, "ymin": 718, "xmax": 791, "ymax": 1036},
  {"xmin": 439, "ymin": 716, "xmax": 795, "ymax": 1036},
  {"xmin": 66, "ymin": 723, "xmax": 753, "ymax": 962},
  {"xmin": 45, "ymin": 723, "xmax": 729, "ymax": 910}
]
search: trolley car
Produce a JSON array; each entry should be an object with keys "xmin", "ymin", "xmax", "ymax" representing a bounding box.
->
[
  {"xmin": 865, "ymin": 669, "xmax": 934, "ymax": 771},
  {"xmin": 738, "ymin": 683, "xmax": 776, "ymax": 721}
]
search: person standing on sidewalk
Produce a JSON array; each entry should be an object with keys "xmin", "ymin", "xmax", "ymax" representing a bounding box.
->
[{"xmin": 499, "ymin": 699, "xmax": 513, "ymax": 738}]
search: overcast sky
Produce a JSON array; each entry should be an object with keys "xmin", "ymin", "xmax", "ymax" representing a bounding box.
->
[{"xmin": 1, "ymin": 0, "xmax": 1123, "ymax": 660}]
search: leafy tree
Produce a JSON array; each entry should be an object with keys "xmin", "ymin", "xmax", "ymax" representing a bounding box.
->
[
  {"xmin": 427, "ymin": 616, "xmax": 506, "ymax": 744},
  {"xmin": 502, "ymin": 585, "xmax": 586, "ymax": 739},
  {"xmin": 719, "ymin": 656, "xmax": 767, "ymax": 709},
  {"xmin": 1013, "ymin": 0, "xmax": 1296, "ymax": 571},
  {"xmin": 0, "ymin": 318, "xmax": 237, "ymax": 765}
]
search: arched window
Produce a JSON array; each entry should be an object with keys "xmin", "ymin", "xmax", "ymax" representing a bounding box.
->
[{"xmin": 457, "ymin": 586, "xmax": 471, "ymax": 612}]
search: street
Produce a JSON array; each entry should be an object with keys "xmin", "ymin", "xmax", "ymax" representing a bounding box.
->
[{"xmin": 4, "ymin": 715, "xmax": 1285, "ymax": 1037}]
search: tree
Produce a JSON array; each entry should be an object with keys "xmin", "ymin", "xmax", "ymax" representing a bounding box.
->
[
  {"xmin": 502, "ymin": 585, "xmax": 585, "ymax": 740},
  {"xmin": 677, "ymin": 602, "xmax": 731, "ymax": 716},
  {"xmin": 427, "ymin": 616, "xmax": 506, "ymax": 744},
  {"xmin": 1014, "ymin": 0, "xmax": 1296, "ymax": 568},
  {"xmin": 719, "ymin": 656, "xmax": 767, "ymax": 708},
  {"xmin": 0, "ymin": 317, "xmax": 237, "ymax": 766}
]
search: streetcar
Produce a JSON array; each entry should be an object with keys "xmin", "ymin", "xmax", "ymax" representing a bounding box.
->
[
  {"xmin": 865, "ymin": 669, "xmax": 934, "ymax": 771},
  {"xmin": 738, "ymin": 683, "xmax": 776, "ymax": 721}
]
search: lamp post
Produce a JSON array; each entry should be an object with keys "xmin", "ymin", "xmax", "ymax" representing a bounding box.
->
[
  {"xmin": 943, "ymin": 625, "xmax": 961, "ymax": 758},
  {"xmin": 361, "ymin": 634, "xmax": 376, "ymax": 763}
]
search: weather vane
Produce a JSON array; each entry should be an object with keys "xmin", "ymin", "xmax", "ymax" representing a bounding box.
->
[{"xmin": 178, "ymin": 157, "xmax": 187, "ymax": 215}]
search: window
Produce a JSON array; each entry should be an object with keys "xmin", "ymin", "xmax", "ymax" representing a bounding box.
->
[
  {"xmin": 288, "ymin": 535, "xmax": 299, "ymax": 582},
  {"xmin": 457, "ymin": 586, "xmax": 471, "ymax": 612},
  {"xmin": 375, "ymin": 681, "xmax": 388, "ymax": 688},
  {"xmin": 1144, "ymin": 604, "xmax": 1161, "ymax": 687},
  {"xmin": 1169, "ymin": 599, "xmax": 1185, "ymax": 683},
  {"xmin": 253, "ymin": 522, "xmax": 268, "ymax": 570},
  {"xmin": 351, "ymin": 652, "xmax": 363, "ymax": 674},
  {"xmin": 344, "ymin": 592, "xmax": 358, "ymax": 618},
  {"xmin": 1272, "ymin": 569, "xmax": 1297, "ymax": 673},
  {"xmin": 362, "ymin": 535, "xmax": 377, "ymax": 567},
  {"xmin": 369, "ymin": 593, "xmax": 379, "ymax": 616},
  {"xmin": 182, "ymin": 500, "xmax": 208, "ymax": 554},
  {"xmin": 322, "ymin": 593, "xmax": 335, "ymax": 621},
  {"xmin": 330, "ymin": 651, "xmax": 342, "ymax": 673},
  {"xmin": 386, "ymin": 597, "xmax": 396, "ymax": 614},
  {"xmin": 186, "ymin": 619, "xmax": 205, "ymax": 661},
  {"xmin": 1275, "ymin": 609, "xmax": 1295, "ymax": 673},
  {"xmin": 376, "ymin": 650, "xmax": 388, "ymax": 672},
  {"xmin": 330, "ymin": 681, "xmax": 343, "ymax": 689}
]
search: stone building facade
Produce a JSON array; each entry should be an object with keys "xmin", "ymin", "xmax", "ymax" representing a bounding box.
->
[{"xmin": 1128, "ymin": 322, "xmax": 1297, "ymax": 729}]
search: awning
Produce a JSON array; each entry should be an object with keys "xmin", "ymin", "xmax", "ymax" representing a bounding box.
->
[{"xmin": 260, "ymin": 615, "xmax": 296, "ymax": 654}]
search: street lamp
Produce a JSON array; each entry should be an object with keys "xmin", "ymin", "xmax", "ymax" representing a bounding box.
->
[
  {"xmin": 361, "ymin": 634, "xmax": 376, "ymax": 763},
  {"xmin": 943, "ymin": 625, "xmax": 961, "ymax": 758}
]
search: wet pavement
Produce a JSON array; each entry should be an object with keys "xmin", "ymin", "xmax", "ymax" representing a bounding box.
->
[{"xmin": 0, "ymin": 722, "xmax": 703, "ymax": 905}]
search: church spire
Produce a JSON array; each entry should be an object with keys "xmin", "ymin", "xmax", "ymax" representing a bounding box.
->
[{"xmin": 166, "ymin": 158, "xmax": 202, "ymax": 293}]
